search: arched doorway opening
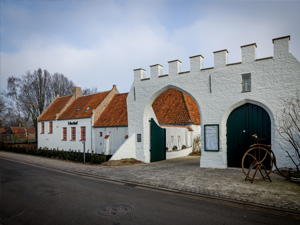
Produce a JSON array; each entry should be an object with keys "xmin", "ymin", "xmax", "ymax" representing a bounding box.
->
[
  {"xmin": 149, "ymin": 88, "xmax": 201, "ymax": 162},
  {"xmin": 226, "ymin": 103, "xmax": 271, "ymax": 167}
]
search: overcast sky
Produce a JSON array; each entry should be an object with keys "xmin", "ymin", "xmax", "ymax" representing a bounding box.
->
[{"xmin": 1, "ymin": 0, "xmax": 300, "ymax": 93}]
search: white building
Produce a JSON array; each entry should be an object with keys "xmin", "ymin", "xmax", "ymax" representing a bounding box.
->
[
  {"xmin": 38, "ymin": 86, "xmax": 201, "ymax": 159},
  {"xmin": 111, "ymin": 35, "xmax": 300, "ymax": 168},
  {"xmin": 38, "ymin": 35, "xmax": 300, "ymax": 169},
  {"xmin": 38, "ymin": 85, "xmax": 119, "ymax": 152}
]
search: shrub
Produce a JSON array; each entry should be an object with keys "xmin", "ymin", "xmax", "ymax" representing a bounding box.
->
[{"xmin": 0, "ymin": 144, "xmax": 107, "ymax": 165}]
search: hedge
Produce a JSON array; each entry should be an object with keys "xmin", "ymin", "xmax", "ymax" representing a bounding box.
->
[{"xmin": 0, "ymin": 141, "xmax": 106, "ymax": 164}]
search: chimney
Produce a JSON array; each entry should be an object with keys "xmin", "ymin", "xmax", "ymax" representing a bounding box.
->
[
  {"xmin": 168, "ymin": 59, "xmax": 182, "ymax": 76},
  {"xmin": 150, "ymin": 64, "xmax": 163, "ymax": 78},
  {"xmin": 134, "ymin": 68, "xmax": 146, "ymax": 80},
  {"xmin": 214, "ymin": 49, "xmax": 228, "ymax": 68},
  {"xmin": 241, "ymin": 43, "xmax": 257, "ymax": 63},
  {"xmin": 273, "ymin": 35, "xmax": 290, "ymax": 58},
  {"xmin": 190, "ymin": 55, "xmax": 204, "ymax": 72},
  {"xmin": 73, "ymin": 87, "xmax": 82, "ymax": 98}
]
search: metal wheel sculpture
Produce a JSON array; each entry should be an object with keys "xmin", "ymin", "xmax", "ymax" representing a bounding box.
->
[{"xmin": 242, "ymin": 135, "xmax": 274, "ymax": 183}]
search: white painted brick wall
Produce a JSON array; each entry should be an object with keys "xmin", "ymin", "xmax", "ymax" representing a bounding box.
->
[
  {"xmin": 119, "ymin": 36, "xmax": 300, "ymax": 168},
  {"xmin": 38, "ymin": 118, "xmax": 92, "ymax": 152},
  {"xmin": 93, "ymin": 127, "xmax": 128, "ymax": 155}
]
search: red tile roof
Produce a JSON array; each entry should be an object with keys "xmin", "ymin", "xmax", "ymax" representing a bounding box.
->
[
  {"xmin": 38, "ymin": 95, "xmax": 73, "ymax": 121},
  {"xmin": 94, "ymin": 89, "xmax": 200, "ymax": 127},
  {"xmin": 59, "ymin": 91, "xmax": 110, "ymax": 119},
  {"xmin": 10, "ymin": 127, "xmax": 36, "ymax": 134},
  {"xmin": 152, "ymin": 89, "xmax": 200, "ymax": 125},
  {"xmin": 0, "ymin": 128, "xmax": 6, "ymax": 134},
  {"xmin": 94, "ymin": 93, "xmax": 128, "ymax": 127},
  {"xmin": 183, "ymin": 92, "xmax": 201, "ymax": 125}
]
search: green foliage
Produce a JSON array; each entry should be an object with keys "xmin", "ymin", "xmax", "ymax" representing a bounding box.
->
[{"xmin": 0, "ymin": 143, "xmax": 107, "ymax": 164}]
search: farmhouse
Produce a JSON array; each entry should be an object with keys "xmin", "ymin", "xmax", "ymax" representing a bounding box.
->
[
  {"xmin": 38, "ymin": 35, "xmax": 300, "ymax": 169},
  {"xmin": 38, "ymin": 87, "xmax": 201, "ymax": 157}
]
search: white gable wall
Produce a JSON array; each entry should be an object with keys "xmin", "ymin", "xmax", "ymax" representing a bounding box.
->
[{"xmin": 93, "ymin": 127, "xmax": 128, "ymax": 155}]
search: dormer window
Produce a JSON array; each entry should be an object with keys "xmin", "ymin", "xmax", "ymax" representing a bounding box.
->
[
  {"xmin": 76, "ymin": 107, "xmax": 82, "ymax": 113},
  {"xmin": 85, "ymin": 106, "xmax": 91, "ymax": 112}
]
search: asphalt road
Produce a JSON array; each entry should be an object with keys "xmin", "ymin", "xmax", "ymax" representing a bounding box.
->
[{"xmin": 0, "ymin": 158, "xmax": 299, "ymax": 225}]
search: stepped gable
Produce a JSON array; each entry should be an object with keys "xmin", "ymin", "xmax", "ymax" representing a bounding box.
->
[
  {"xmin": 58, "ymin": 91, "xmax": 110, "ymax": 119},
  {"xmin": 94, "ymin": 93, "xmax": 128, "ymax": 127},
  {"xmin": 38, "ymin": 95, "xmax": 72, "ymax": 121},
  {"xmin": 152, "ymin": 89, "xmax": 200, "ymax": 125}
]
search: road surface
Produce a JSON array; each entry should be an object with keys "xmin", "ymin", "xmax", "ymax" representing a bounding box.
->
[{"xmin": 0, "ymin": 158, "xmax": 299, "ymax": 225}]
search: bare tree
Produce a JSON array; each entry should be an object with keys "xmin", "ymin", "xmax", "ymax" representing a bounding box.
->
[
  {"xmin": 0, "ymin": 92, "xmax": 6, "ymax": 127},
  {"xmin": 277, "ymin": 93, "xmax": 300, "ymax": 172},
  {"xmin": 19, "ymin": 69, "xmax": 52, "ymax": 130},
  {"xmin": 82, "ymin": 87, "xmax": 98, "ymax": 95},
  {"xmin": 6, "ymin": 76, "xmax": 32, "ymax": 141},
  {"xmin": 6, "ymin": 69, "xmax": 76, "ymax": 135},
  {"xmin": 51, "ymin": 73, "xmax": 75, "ymax": 98}
]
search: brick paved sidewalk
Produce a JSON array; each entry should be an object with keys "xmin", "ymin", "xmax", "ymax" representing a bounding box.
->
[{"xmin": 1, "ymin": 151, "xmax": 299, "ymax": 213}]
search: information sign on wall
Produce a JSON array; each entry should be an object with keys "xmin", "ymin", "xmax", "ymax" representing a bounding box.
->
[{"xmin": 204, "ymin": 124, "xmax": 219, "ymax": 151}]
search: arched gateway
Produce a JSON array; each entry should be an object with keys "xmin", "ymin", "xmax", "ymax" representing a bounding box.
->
[{"xmin": 110, "ymin": 35, "xmax": 300, "ymax": 169}]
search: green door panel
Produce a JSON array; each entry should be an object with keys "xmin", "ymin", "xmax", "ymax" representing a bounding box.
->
[
  {"xmin": 150, "ymin": 118, "xmax": 166, "ymax": 162},
  {"xmin": 227, "ymin": 103, "xmax": 271, "ymax": 168}
]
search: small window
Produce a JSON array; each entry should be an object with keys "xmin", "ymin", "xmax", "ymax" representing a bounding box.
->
[
  {"xmin": 62, "ymin": 127, "xmax": 67, "ymax": 140},
  {"xmin": 242, "ymin": 73, "xmax": 251, "ymax": 92},
  {"xmin": 41, "ymin": 122, "xmax": 44, "ymax": 134},
  {"xmin": 71, "ymin": 127, "xmax": 76, "ymax": 140},
  {"xmin": 100, "ymin": 132, "xmax": 103, "ymax": 137},
  {"xmin": 137, "ymin": 134, "xmax": 141, "ymax": 142},
  {"xmin": 85, "ymin": 106, "xmax": 91, "ymax": 112},
  {"xmin": 76, "ymin": 107, "xmax": 82, "ymax": 113},
  {"xmin": 49, "ymin": 121, "xmax": 53, "ymax": 134},
  {"xmin": 80, "ymin": 127, "xmax": 86, "ymax": 141}
]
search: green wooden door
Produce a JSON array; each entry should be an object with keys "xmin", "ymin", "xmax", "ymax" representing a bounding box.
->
[
  {"xmin": 227, "ymin": 103, "xmax": 271, "ymax": 167},
  {"xmin": 150, "ymin": 118, "xmax": 166, "ymax": 162}
]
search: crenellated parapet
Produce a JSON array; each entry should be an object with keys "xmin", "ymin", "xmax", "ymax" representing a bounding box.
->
[{"xmin": 133, "ymin": 35, "xmax": 291, "ymax": 81}]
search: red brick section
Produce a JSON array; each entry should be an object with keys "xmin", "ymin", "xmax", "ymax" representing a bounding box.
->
[
  {"xmin": 38, "ymin": 95, "xmax": 72, "ymax": 121},
  {"xmin": 152, "ymin": 89, "xmax": 200, "ymax": 125},
  {"xmin": 10, "ymin": 127, "xmax": 36, "ymax": 134},
  {"xmin": 94, "ymin": 93, "xmax": 128, "ymax": 127},
  {"xmin": 59, "ymin": 91, "xmax": 110, "ymax": 119}
]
